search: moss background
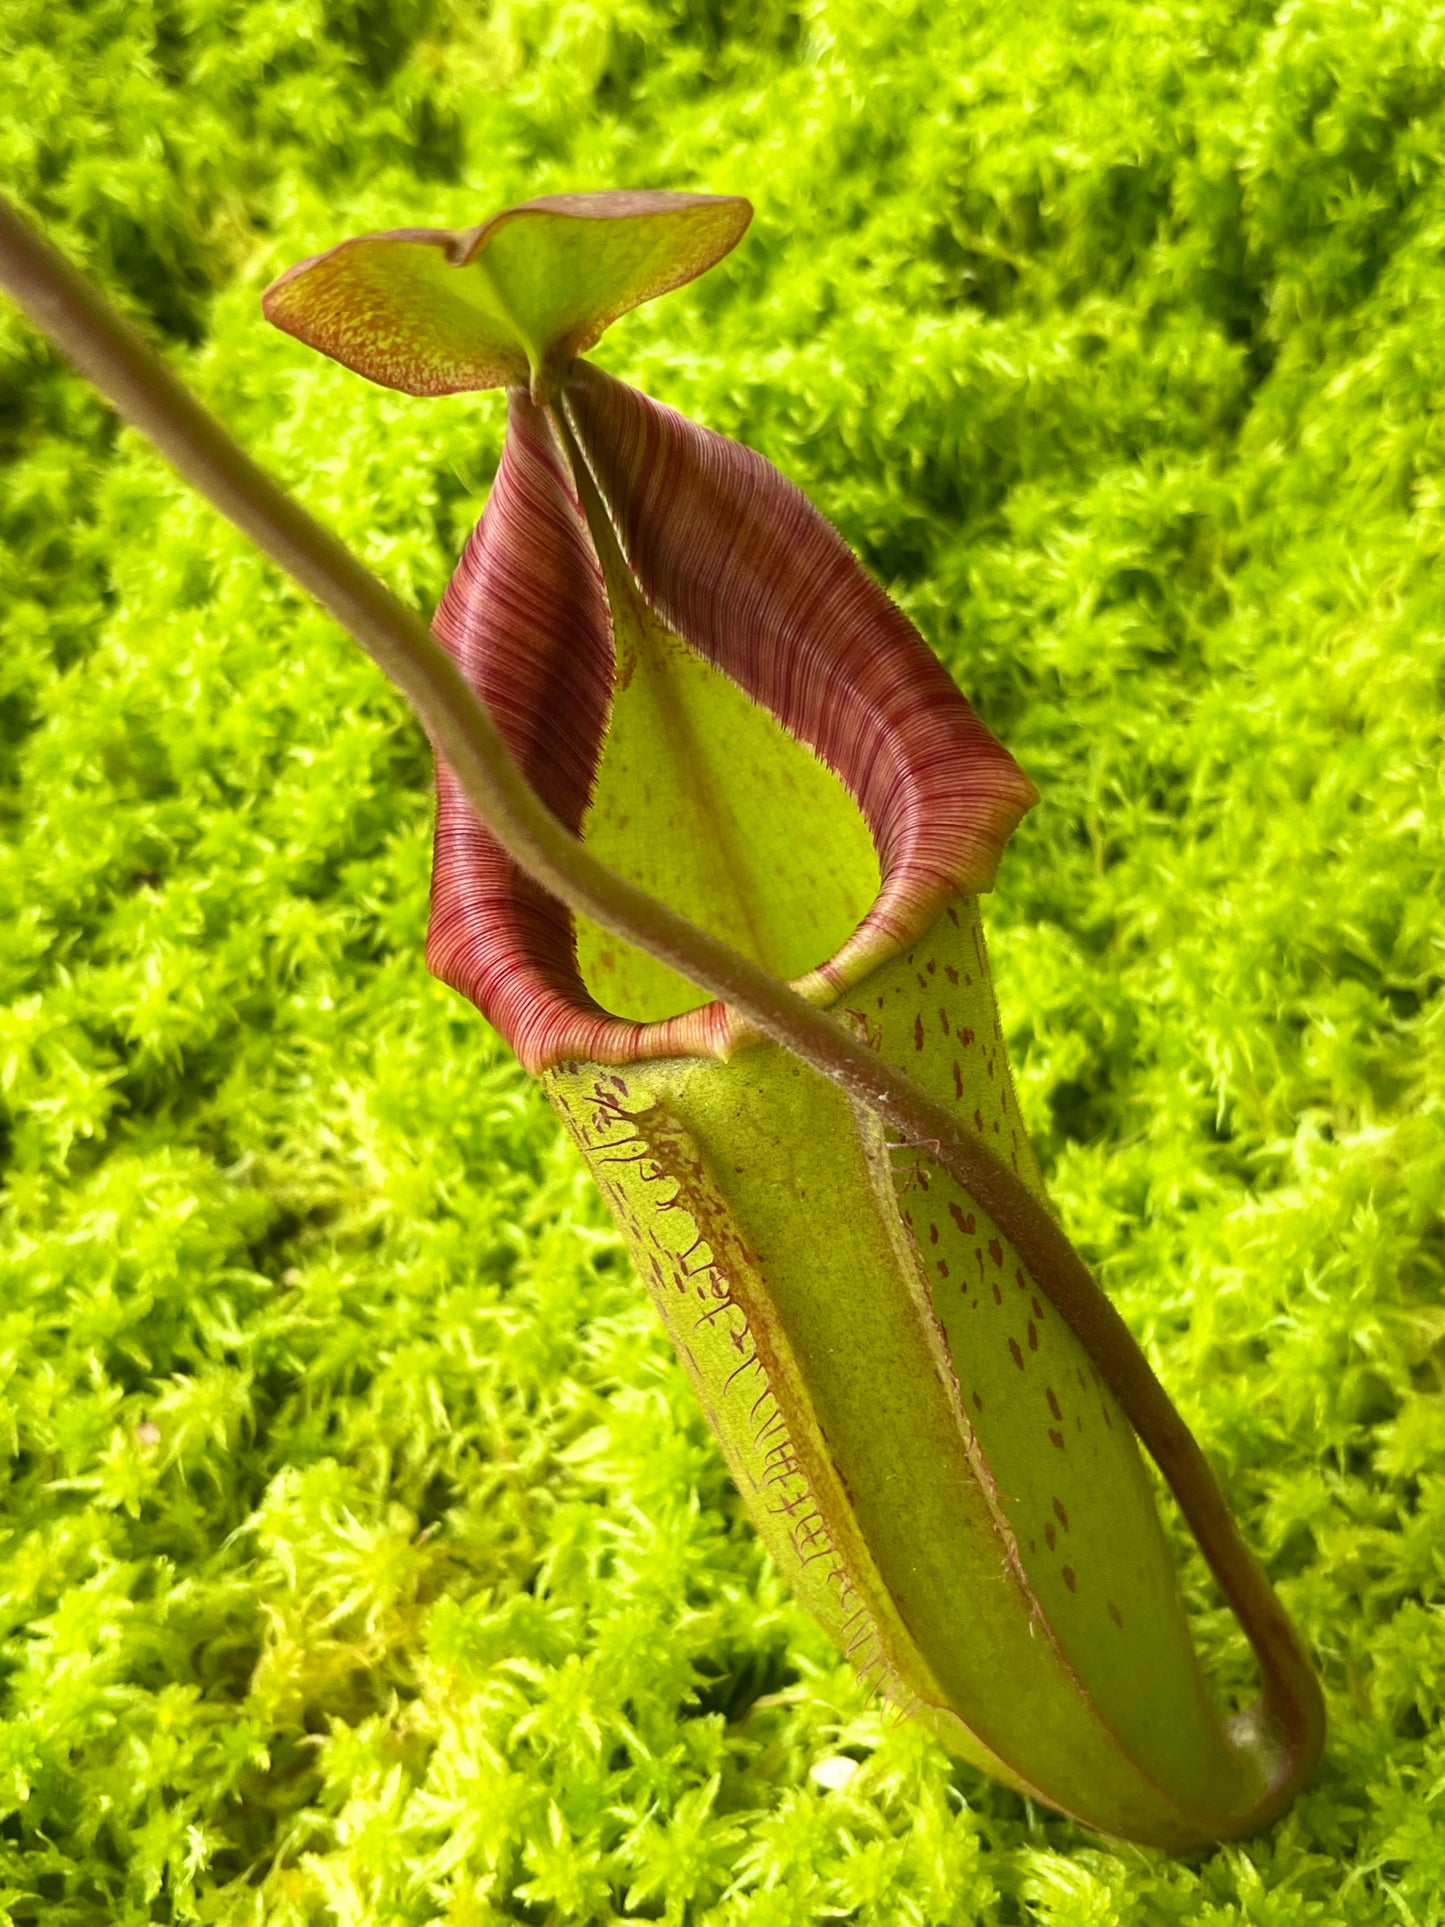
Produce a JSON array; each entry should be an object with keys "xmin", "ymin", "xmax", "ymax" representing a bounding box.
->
[{"xmin": 3, "ymin": 0, "xmax": 1444, "ymax": 1919}]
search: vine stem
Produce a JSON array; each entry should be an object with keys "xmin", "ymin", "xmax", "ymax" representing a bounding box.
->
[{"xmin": 0, "ymin": 193, "xmax": 1322, "ymax": 1831}]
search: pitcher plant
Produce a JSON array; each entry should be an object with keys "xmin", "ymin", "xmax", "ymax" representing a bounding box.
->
[{"xmin": 0, "ymin": 189, "xmax": 1325, "ymax": 1851}]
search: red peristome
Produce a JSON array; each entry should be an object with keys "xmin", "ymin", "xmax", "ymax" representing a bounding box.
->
[
  {"xmin": 428, "ymin": 375, "xmax": 1038, "ymax": 1073},
  {"xmin": 562, "ymin": 363, "xmax": 1039, "ymax": 995}
]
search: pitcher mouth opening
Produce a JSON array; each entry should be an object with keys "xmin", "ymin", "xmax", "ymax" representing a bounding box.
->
[{"xmin": 424, "ymin": 364, "xmax": 1037, "ymax": 1074}]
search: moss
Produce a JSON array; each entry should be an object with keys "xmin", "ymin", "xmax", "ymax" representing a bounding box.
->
[{"xmin": 2, "ymin": 0, "xmax": 1444, "ymax": 1919}]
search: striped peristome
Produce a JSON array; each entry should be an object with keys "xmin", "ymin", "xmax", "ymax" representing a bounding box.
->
[{"xmin": 426, "ymin": 374, "xmax": 1038, "ymax": 1070}]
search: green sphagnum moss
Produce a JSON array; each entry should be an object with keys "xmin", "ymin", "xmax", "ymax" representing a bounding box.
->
[{"xmin": 2, "ymin": 0, "xmax": 1443, "ymax": 1919}]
